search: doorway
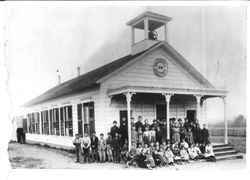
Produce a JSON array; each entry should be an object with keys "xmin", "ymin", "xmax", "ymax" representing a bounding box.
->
[
  {"xmin": 186, "ymin": 110, "xmax": 196, "ymax": 123},
  {"xmin": 156, "ymin": 104, "xmax": 166, "ymax": 120}
]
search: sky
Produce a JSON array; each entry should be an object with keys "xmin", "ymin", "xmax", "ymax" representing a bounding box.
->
[{"xmin": 5, "ymin": 4, "xmax": 246, "ymax": 123}]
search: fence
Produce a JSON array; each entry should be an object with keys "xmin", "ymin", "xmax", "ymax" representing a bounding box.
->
[{"xmin": 209, "ymin": 127, "xmax": 246, "ymax": 137}]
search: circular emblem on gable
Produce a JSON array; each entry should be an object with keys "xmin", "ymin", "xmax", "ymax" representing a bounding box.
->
[{"xmin": 153, "ymin": 58, "xmax": 168, "ymax": 77}]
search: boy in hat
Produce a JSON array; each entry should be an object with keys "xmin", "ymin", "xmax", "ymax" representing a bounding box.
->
[
  {"xmin": 72, "ymin": 133, "xmax": 81, "ymax": 163},
  {"xmin": 90, "ymin": 131, "xmax": 99, "ymax": 162}
]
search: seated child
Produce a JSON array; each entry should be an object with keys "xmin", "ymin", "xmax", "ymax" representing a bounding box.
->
[
  {"xmin": 172, "ymin": 146, "xmax": 182, "ymax": 164},
  {"xmin": 157, "ymin": 147, "xmax": 168, "ymax": 166},
  {"xmin": 165, "ymin": 146, "xmax": 175, "ymax": 165},
  {"xmin": 180, "ymin": 138, "xmax": 189, "ymax": 150},
  {"xmin": 125, "ymin": 143, "xmax": 139, "ymax": 167},
  {"xmin": 150, "ymin": 126, "xmax": 156, "ymax": 143},
  {"xmin": 194, "ymin": 143, "xmax": 204, "ymax": 159},
  {"xmin": 180, "ymin": 146, "xmax": 189, "ymax": 162},
  {"xmin": 155, "ymin": 141, "xmax": 160, "ymax": 150},
  {"xmin": 188, "ymin": 144, "xmax": 198, "ymax": 161},
  {"xmin": 136, "ymin": 143, "xmax": 143, "ymax": 154},
  {"xmin": 145, "ymin": 148, "xmax": 156, "ymax": 168},
  {"xmin": 137, "ymin": 149, "xmax": 153, "ymax": 170},
  {"xmin": 172, "ymin": 141, "xmax": 179, "ymax": 150},
  {"xmin": 162, "ymin": 141, "xmax": 167, "ymax": 151},
  {"xmin": 204, "ymin": 142, "xmax": 216, "ymax": 162},
  {"xmin": 121, "ymin": 139, "xmax": 129, "ymax": 163},
  {"xmin": 200, "ymin": 143, "xmax": 206, "ymax": 154},
  {"xmin": 152, "ymin": 146, "xmax": 162, "ymax": 167}
]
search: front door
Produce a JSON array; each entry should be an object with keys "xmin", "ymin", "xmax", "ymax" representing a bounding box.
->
[
  {"xmin": 119, "ymin": 110, "xmax": 128, "ymax": 125},
  {"xmin": 156, "ymin": 104, "xmax": 166, "ymax": 120},
  {"xmin": 186, "ymin": 110, "xmax": 196, "ymax": 123}
]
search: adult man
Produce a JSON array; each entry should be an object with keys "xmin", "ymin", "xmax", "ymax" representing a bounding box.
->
[
  {"xmin": 120, "ymin": 117, "xmax": 128, "ymax": 146},
  {"xmin": 201, "ymin": 124, "xmax": 209, "ymax": 144},
  {"xmin": 81, "ymin": 132, "xmax": 91, "ymax": 163},
  {"xmin": 110, "ymin": 121, "xmax": 120, "ymax": 138},
  {"xmin": 150, "ymin": 119, "xmax": 159, "ymax": 130},
  {"xmin": 90, "ymin": 131, "xmax": 99, "ymax": 162},
  {"xmin": 135, "ymin": 116, "xmax": 144, "ymax": 132}
]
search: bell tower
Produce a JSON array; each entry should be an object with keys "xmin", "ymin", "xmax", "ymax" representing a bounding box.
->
[{"xmin": 127, "ymin": 11, "xmax": 172, "ymax": 55}]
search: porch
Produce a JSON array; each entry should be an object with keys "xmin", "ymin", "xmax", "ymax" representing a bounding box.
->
[{"xmin": 107, "ymin": 85, "xmax": 228, "ymax": 150}]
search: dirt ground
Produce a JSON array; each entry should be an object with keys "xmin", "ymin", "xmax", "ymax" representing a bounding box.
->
[{"xmin": 8, "ymin": 142, "xmax": 246, "ymax": 170}]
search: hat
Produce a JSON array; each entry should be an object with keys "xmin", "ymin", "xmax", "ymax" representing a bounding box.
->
[{"xmin": 113, "ymin": 120, "xmax": 117, "ymax": 124}]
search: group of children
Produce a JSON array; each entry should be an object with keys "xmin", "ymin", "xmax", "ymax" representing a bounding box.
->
[{"xmin": 72, "ymin": 117, "xmax": 215, "ymax": 168}]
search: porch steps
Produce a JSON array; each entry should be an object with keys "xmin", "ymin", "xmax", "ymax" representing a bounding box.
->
[{"xmin": 212, "ymin": 144, "xmax": 243, "ymax": 161}]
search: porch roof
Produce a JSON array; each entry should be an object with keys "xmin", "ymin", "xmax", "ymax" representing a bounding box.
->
[{"xmin": 106, "ymin": 85, "xmax": 227, "ymax": 97}]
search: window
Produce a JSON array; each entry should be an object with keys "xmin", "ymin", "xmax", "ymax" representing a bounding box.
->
[
  {"xmin": 53, "ymin": 108, "xmax": 59, "ymax": 135},
  {"xmin": 49, "ymin": 109, "xmax": 54, "ymax": 135},
  {"xmin": 22, "ymin": 118, "xmax": 27, "ymax": 133},
  {"xmin": 35, "ymin": 112, "xmax": 40, "ymax": 134},
  {"xmin": 77, "ymin": 104, "xmax": 83, "ymax": 136},
  {"xmin": 31, "ymin": 113, "xmax": 35, "ymax": 133},
  {"xmin": 65, "ymin": 106, "xmax": 73, "ymax": 136},
  {"xmin": 42, "ymin": 110, "xmax": 49, "ymax": 135},
  {"xmin": 60, "ymin": 107, "xmax": 65, "ymax": 136},
  {"xmin": 83, "ymin": 102, "xmax": 95, "ymax": 136}
]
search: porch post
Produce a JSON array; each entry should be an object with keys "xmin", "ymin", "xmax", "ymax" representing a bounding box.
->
[
  {"xmin": 59, "ymin": 108, "xmax": 61, "ymax": 136},
  {"xmin": 162, "ymin": 93, "xmax": 173, "ymax": 140},
  {"xmin": 194, "ymin": 95, "xmax": 202, "ymax": 124},
  {"xmin": 222, "ymin": 96, "xmax": 228, "ymax": 144},
  {"xmin": 124, "ymin": 92, "xmax": 135, "ymax": 150},
  {"xmin": 39, "ymin": 112, "xmax": 42, "ymax": 134},
  {"xmin": 48, "ymin": 110, "xmax": 51, "ymax": 135}
]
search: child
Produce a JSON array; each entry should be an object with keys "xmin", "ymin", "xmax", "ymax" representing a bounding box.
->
[
  {"xmin": 81, "ymin": 132, "xmax": 91, "ymax": 163},
  {"xmin": 106, "ymin": 132, "xmax": 113, "ymax": 162},
  {"xmin": 165, "ymin": 146, "xmax": 175, "ymax": 165},
  {"xmin": 180, "ymin": 146, "xmax": 189, "ymax": 162},
  {"xmin": 204, "ymin": 142, "xmax": 216, "ymax": 162},
  {"xmin": 121, "ymin": 139, "xmax": 129, "ymax": 163},
  {"xmin": 180, "ymin": 138, "xmax": 189, "ymax": 150},
  {"xmin": 125, "ymin": 143, "xmax": 138, "ymax": 168},
  {"xmin": 172, "ymin": 141, "xmax": 179, "ymax": 150},
  {"xmin": 186, "ymin": 127, "xmax": 194, "ymax": 146},
  {"xmin": 136, "ymin": 143, "xmax": 143, "ymax": 154},
  {"xmin": 157, "ymin": 147, "xmax": 168, "ymax": 166},
  {"xmin": 188, "ymin": 144, "xmax": 198, "ymax": 161},
  {"xmin": 194, "ymin": 143, "xmax": 203, "ymax": 159},
  {"xmin": 156, "ymin": 126, "xmax": 163, "ymax": 144},
  {"xmin": 112, "ymin": 132, "xmax": 121, "ymax": 163},
  {"xmin": 145, "ymin": 148, "xmax": 156, "ymax": 169},
  {"xmin": 143, "ymin": 126, "xmax": 151, "ymax": 145},
  {"xmin": 162, "ymin": 141, "xmax": 167, "ymax": 151},
  {"xmin": 142, "ymin": 143, "xmax": 149, "ymax": 154},
  {"xmin": 172, "ymin": 146, "xmax": 182, "ymax": 164},
  {"xmin": 98, "ymin": 133, "xmax": 106, "ymax": 163},
  {"xmin": 90, "ymin": 131, "xmax": 99, "ymax": 162},
  {"xmin": 150, "ymin": 126, "xmax": 156, "ymax": 143},
  {"xmin": 200, "ymin": 143, "xmax": 206, "ymax": 154},
  {"xmin": 131, "ymin": 126, "xmax": 138, "ymax": 145},
  {"xmin": 72, "ymin": 133, "xmax": 81, "ymax": 163},
  {"xmin": 137, "ymin": 128, "xmax": 144, "ymax": 146},
  {"xmin": 201, "ymin": 124, "xmax": 210, "ymax": 145}
]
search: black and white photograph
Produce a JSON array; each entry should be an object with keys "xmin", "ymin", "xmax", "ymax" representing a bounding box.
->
[{"xmin": 0, "ymin": 1, "xmax": 248, "ymax": 176}]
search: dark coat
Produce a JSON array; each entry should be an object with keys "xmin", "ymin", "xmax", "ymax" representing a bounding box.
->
[
  {"xmin": 194, "ymin": 127, "xmax": 202, "ymax": 140},
  {"xmin": 161, "ymin": 125, "xmax": 167, "ymax": 138},
  {"xmin": 201, "ymin": 128, "xmax": 209, "ymax": 143},
  {"xmin": 135, "ymin": 121, "xmax": 144, "ymax": 131},
  {"xmin": 156, "ymin": 130, "xmax": 163, "ymax": 143},
  {"xmin": 120, "ymin": 121, "xmax": 128, "ymax": 138},
  {"xmin": 90, "ymin": 136, "xmax": 99, "ymax": 149},
  {"xmin": 112, "ymin": 137, "xmax": 122, "ymax": 150},
  {"xmin": 110, "ymin": 126, "xmax": 120, "ymax": 138}
]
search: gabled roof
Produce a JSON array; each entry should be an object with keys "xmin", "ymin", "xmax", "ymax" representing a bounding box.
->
[
  {"xmin": 23, "ymin": 41, "xmax": 217, "ymax": 107},
  {"xmin": 23, "ymin": 47, "xmax": 149, "ymax": 107}
]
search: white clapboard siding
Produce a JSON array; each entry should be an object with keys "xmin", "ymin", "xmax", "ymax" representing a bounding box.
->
[{"xmin": 104, "ymin": 49, "xmax": 202, "ymax": 90}]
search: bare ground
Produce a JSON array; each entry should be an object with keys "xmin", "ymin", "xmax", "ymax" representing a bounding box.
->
[{"xmin": 8, "ymin": 142, "xmax": 246, "ymax": 170}]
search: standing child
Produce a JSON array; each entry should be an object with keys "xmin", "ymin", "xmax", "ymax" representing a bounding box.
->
[
  {"xmin": 131, "ymin": 126, "xmax": 138, "ymax": 145},
  {"xmin": 186, "ymin": 127, "xmax": 194, "ymax": 146},
  {"xmin": 98, "ymin": 133, "xmax": 106, "ymax": 163},
  {"xmin": 106, "ymin": 132, "xmax": 113, "ymax": 162},
  {"xmin": 150, "ymin": 126, "xmax": 156, "ymax": 143},
  {"xmin": 72, "ymin": 134, "xmax": 81, "ymax": 163},
  {"xmin": 81, "ymin": 132, "xmax": 91, "ymax": 163},
  {"xmin": 112, "ymin": 132, "xmax": 121, "ymax": 163},
  {"xmin": 156, "ymin": 126, "xmax": 163, "ymax": 144},
  {"xmin": 137, "ymin": 127, "xmax": 144, "ymax": 146},
  {"xmin": 90, "ymin": 131, "xmax": 99, "ymax": 162},
  {"xmin": 121, "ymin": 139, "xmax": 129, "ymax": 163},
  {"xmin": 143, "ymin": 126, "xmax": 151, "ymax": 145},
  {"xmin": 201, "ymin": 124, "xmax": 210, "ymax": 145}
]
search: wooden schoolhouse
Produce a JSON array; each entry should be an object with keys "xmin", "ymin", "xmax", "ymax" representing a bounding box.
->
[{"xmin": 22, "ymin": 11, "xmax": 228, "ymax": 150}]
